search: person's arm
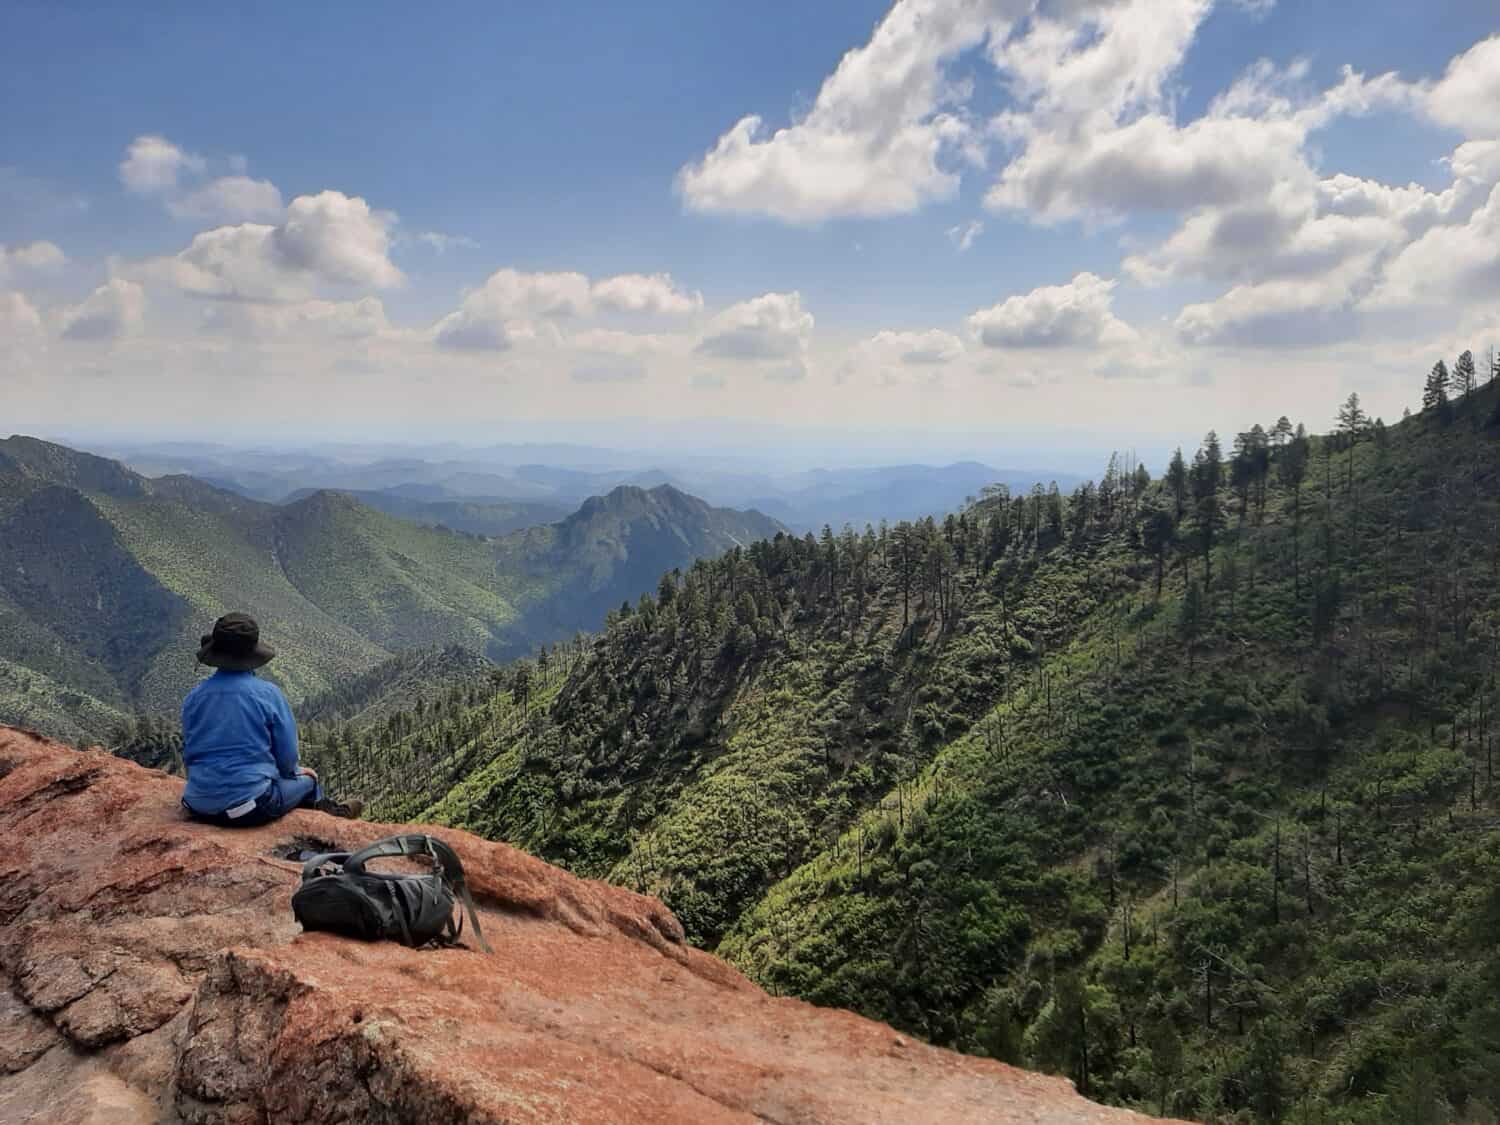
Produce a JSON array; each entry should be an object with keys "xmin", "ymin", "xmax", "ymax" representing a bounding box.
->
[{"xmin": 266, "ymin": 686, "xmax": 301, "ymax": 778}]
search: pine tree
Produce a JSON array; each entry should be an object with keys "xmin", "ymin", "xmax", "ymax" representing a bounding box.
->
[
  {"xmin": 1279, "ymin": 427, "xmax": 1310, "ymax": 594},
  {"xmin": 1454, "ymin": 349, "xmax": 1477, "ymax": 400},
  {"xmin": 1141, "ymin": 506, "xmax": 1175, "ymax": 598},
  {"xmin": 1045, "ymin": 482, "xmax": 1064, "ymax": 540},
  {"xmin": 1190, "ymin": 432, "xmax": 1223, "ymax": 586},
  {"xmin": 1180, "ymin": 579, "xmax": 1205, "ymax": 662},
  {"xmin": 1336, "ymin": 392, "xmax": 1367, "ymax": 441},
  {"xmin": 1166, "ymin": 448, "xmax": 1188, "ymax": 522},
  {"xmin": 511, "ymin": 663, "xmax": 533, "ymax": 715},
  {"xmin": 1423, "ymin": 359, "xmax": 1451, "ymax": 419},
  {"xmin": 657, "ymin": 570, "xmax": 678, "ymax": 606},
  {"xmin": 1230, "ymin": 433, "xmax": 1257, "ymax": 522},
  {"xmin": 1132, "ymin": 462, "xmax": 1151, "ymax": 495}
]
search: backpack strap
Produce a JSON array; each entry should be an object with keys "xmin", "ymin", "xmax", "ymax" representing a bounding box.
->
[
  {"xmin": 383, "ymin": 881, "xmax": 416, "ymax": 947},
  {"xmin": 343, "ymin": 833, "xmax": 435, "ymax": 874},
  {"xmin": 421, "ymin": 836, "xmax": 493, "ymax": 956},
  {"xmin": 344, "ymin": 834, "xmax": 493, "ymax": 954}
]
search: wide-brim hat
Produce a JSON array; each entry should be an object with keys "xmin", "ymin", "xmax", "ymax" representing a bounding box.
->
[{"xmin": 197, "ymin": 612, "xmax": 276, "ymax": 671}]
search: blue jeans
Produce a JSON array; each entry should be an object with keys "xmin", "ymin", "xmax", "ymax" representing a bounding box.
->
[{"xmin": 185, "ymin": 774, "xmax": 323, "ymax": 828}]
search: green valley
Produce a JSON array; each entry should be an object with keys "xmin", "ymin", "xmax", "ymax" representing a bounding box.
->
[{"xmin": 0, "ymin": 435, "xmax": 781, "ymax": 740}]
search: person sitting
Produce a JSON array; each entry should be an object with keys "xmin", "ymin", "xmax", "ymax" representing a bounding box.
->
[{"xmin": 181, "ymin": 612, "xmax": 361, "ymax": 826}]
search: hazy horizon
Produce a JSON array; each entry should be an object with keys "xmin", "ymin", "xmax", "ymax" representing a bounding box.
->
[{"xmin": 10, "ymin": 415, "xmax": 1164, "ymax": 479}]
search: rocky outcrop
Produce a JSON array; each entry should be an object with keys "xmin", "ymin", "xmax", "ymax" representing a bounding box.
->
[{"xmin": 0, "ymin": 726, "xmax": 1176, "ymax": 1123}]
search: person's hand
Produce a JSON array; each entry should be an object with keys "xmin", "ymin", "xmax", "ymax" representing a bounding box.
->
[{"xmin": 299, "ymin": 766, "xmax": 318, "ymax": 780}]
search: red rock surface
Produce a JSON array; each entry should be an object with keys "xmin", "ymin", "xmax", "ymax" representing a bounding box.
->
[{"xmin": 0, "ymin": 726, "xmax": 1181, "ymax": 1124}]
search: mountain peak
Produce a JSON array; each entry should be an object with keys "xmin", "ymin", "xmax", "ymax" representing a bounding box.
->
[
  {"xmin": 280, "ymin": 487, "xmax": 367, "ymax": 517},
  {"xmin": 0, "ymin": 727, "xmax": 1175, "ymax": 1124},
  {"xmin": 555, "ymin": 483, "xmax": 781, "ymax": 551},
  {"xmin": 0, "ymin": 434, "xmax": 147, "ymax": 498},
  {"xmin": 570, "ymin": 482, "xmax": 707, "ymax": 522}
]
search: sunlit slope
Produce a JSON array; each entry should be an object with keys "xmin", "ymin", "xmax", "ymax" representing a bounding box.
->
[
  {"xmin": 88, "ymin": 487, "xmax": 389, "ymax": 709},
  {"xmin": 273, "ymin": 489, "xmax": 521, "ymax": 655}
]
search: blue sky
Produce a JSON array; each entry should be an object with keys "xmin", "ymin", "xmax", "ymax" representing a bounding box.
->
[{"xmin": 3, "ymin": 1, "xmax": 1500, "ymax": 470}]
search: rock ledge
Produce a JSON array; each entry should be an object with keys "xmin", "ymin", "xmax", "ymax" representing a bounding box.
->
[{"xmin": 0, "ymin": 727, "xmax": 1174, "ymax": 1123}]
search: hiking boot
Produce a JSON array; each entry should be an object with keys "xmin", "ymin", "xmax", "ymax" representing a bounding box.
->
[{"xmin": 314, "ymin": 797, "xmax": 363, "ymax": 820}]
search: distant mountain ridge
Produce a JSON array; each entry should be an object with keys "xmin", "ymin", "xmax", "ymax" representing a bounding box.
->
[
  {"xmin": 742, "ymin": 460, "xmax": 1068, "ymax": 529},
  {"xmin": 98, "ymin": 440, "xmax": 1078, "ymax": 533},
  {"xmin": 0, "ymin": 435, "xmax": 783, "ymax": 740}
]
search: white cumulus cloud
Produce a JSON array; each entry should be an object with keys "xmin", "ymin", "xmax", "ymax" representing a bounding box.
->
[
  {"xmin": 119, "ymin": 134, "xmax": 287, "ymax": 222},
  {"xmin": 1163, "ymin": 120, "xmax": 1500, "ymax": 346},
  {"xmin": 1064, "ymin": 37, "xmax": 1500, "ymax": 350},
  {"xmin": 168, "ymin": 175, "xmax": 284, "ymax": 222},
  {"xmin": 1366, "ymin": 182, "xmax": 1500, "ymax": 310},
  {"xmin": 272, "ymin": 191, "xmax": 402, "ymax": 288},
  {"xmin": 1425, "ymin": 35, "xmax": 1500, "ymax": 139},
  {"xmin": 0, "ymin": 291, "xmax": 43, "ymax": 335},
  {"xmin": 1175, "ymin": 268, "xmax": 1365, "ymax": 348},
  {"xmin": 968, "ymin": 273, "xmax": 1136, "ymax": 348},
  {"xmin": 0, "ymin": 240, "xmax": 66, "ymax": 281},
  {"xmin": 470, "ymin": 268, "xmax": 591, "ymax": 318},
  {"xmin": 695, "ymin": 291, "xmax": 813, "ymax": 359},
  {"xmin": 989, "ymin": 112, "xmax": 1310, "ymax": 224},
  {"xmin": 131, "ymin": 190, "xmax": 402, "ymax": 300},
  {"xmin": 676, "ymin": 0, "xmax": 1024, "ymax": 223},
  {"xmin": 984, "ymin": 12, "xmax": 1418, "ymax": 229},
  {"xmin": 119, "ymin": 135, "xmax": 204, "ymax": 194},
  {"xmin": 432, "ymin": 269, "xmax": 590, "ymax": 352},
  {"xmin": 844, "ymin": 328, "xmax": 965, "ymax": 387},
  {"xmin": 60, "ymin": 279, "xmax": 145, "ymax": 342},
  {"xmin": 1123, "ymin": 178, "xmax": 1419, "ymax": 287},
  {"xmin": 591, "ymin": 273, "xmax": 702, "ymax": 315},
  {"xmin": 994, "ymin": 0, "xmax": 1209, "ymax": 129}
]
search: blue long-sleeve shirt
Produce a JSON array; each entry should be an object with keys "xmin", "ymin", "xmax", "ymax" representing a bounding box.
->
[{"xmin": 180, "ymin": 670, "xmax": 300, "ymax": 814}]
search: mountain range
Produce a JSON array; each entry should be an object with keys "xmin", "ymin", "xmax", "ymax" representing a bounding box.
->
[
  {"xmin": 91, "ymin": 439, "xmax": 1079, "ymax": 533},
  {"xmin": 0, "ymin": 434, "xmax": 781, "ymax": 741}
]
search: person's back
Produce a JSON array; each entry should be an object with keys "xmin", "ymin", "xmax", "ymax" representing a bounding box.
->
[
  {"xmin": 181, "ymin": 669, "xmax": 297, "ymax": 814},
  {"xmin": 180, "ymin": 613, "xmax": 360, "ymax": 827}
]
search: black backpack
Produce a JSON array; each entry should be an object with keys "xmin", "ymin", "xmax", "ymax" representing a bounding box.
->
[{"xmin": 291, "ymin": 833, "xmax": 492, "ymax": 953}]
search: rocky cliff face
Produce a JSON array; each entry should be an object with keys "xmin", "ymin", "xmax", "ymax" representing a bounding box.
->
[{"xmin": 0, "ymin": 726, "xmax": 1174, "ymax": 1124}]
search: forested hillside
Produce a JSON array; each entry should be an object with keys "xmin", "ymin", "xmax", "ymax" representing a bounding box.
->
[
  {"xmin": 277, "ymin": 486, "xmax": 569, "ymax": 537},
  {"xmin": 0, "ymin": 436, "xmax": 779, "ymax": 739},
  {"xmin": 300, "ymin": 357, "xmax": 1500, "ymax": 1121}
]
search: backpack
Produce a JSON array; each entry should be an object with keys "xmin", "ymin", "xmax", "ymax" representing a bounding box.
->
[{"xmin": 291, "ymin": 833, "xmax": 493, "ymax": 953}]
